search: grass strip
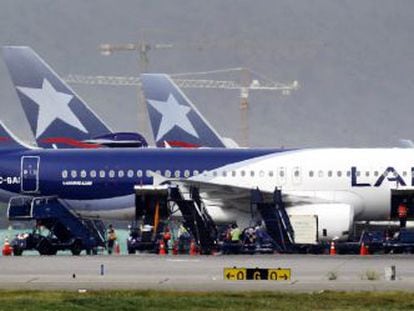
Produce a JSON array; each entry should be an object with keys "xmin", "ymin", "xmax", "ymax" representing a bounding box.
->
[{"xmin": 0, "ymin": 290, "xmax": 413, "ymax": 310}]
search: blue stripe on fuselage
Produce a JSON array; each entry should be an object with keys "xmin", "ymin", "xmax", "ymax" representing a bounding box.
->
[{"xmin": 0, "ymin": 147, "xmax": 294, "ymax": 200}]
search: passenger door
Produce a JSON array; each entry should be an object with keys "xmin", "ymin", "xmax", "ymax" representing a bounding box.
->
[{"xmin": 21, "ymin": 156, "xmax": 40, "ymax": 193}]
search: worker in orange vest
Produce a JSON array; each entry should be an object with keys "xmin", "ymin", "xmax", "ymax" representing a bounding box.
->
[{"xmin": 398, "ymin": 201, "xmax": 409, "ymax": 228}]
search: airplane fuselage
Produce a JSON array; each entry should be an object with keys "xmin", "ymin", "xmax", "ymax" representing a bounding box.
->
[{"xmin": 0, "ymin": 147, "xmax": 412, "ymax": 227}]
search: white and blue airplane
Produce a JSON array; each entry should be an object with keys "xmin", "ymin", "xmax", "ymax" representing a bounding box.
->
[{"xmin": 0, "ymin": 47, "xmax": 412, "ymax": 241}]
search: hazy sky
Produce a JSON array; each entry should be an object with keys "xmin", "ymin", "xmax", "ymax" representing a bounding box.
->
[{"xmin": 0, "ymin": 0, "xmax": 413, "ymax": 148}]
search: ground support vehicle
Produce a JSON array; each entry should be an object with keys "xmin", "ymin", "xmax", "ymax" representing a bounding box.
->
[{"xmin": 8, "ymin": 196, "xmax": 106, "ymax": 255}]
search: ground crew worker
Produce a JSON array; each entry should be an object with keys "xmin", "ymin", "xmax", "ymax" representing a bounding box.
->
[
  {"xmin": 230, "ymin": 224, "xmax": 242, "ymax": 254},
  {"xmin": 107, "ymin": 224, "xmax": 117, "ymax": 255},
  {"xmin": 178, "ymin": 224, "xmax": 190, "ymax": 254},
  {"xmin": 230, "ymin": 224, "xmax": 242, "ymax": 243},
  {"xmin": 398, "ymin": 201, "xmax": 409, "ymax": 228}
]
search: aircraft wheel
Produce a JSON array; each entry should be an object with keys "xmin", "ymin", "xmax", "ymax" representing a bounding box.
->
[{"xmin": 71, "ymin": 240, "xmax": 83, "ymax": 256}]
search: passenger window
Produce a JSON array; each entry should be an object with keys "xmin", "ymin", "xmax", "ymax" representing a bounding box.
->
[
  {"xmin": 109, "ymin": 170, "xmax": 115, "ymax": 178},
  {"xmin": 71, "ymin": 170, "xmax": 77, "ymax": 178},
  {"xmin": 309, "ymin": 171, "xmax": 314, "ymax": 177},
  {"xmin": 259, "ymin": 170, "xmax": 265, "ymax": 177},
  {"xmin": 222, "ymin": 171, "xmax": 227, "ymax": 177},
  {"xmin": 318, "ymin": 170, "xmax": 323, "ymax": 178},
  {"xmin": 345, "ymin": 171, "xmax": 350, "ymax": 177},
  {"xmin": 184, "ymin": 170, "xmax": 190, "ymax": 178},
  {"xmin": 90, "ymin": 170, "xmax": 97, "ymax": 178},
  {"xmin": 374, "ymin": 171, "xmax": 379, "ymax": 177},
  {"xmin": 269, "ymin": 171, "xmax": 274, "ymax": 177},
  {"xmin": 137, "ymin": 170, "xmax": 143, "ymax": 178},
  {"xmin": 327, "ymin": 171, "xmax": 332, "ymax": 177},
  {"xmin": 241, "ymin": 170, "xmax": 246, "ymax": 177},
  {"xmin": 62, "ymin": 170, "xmax": 68, "ymax": 179},
  {"xmin": 294, "ymin": 170, "xmax": 300, "ymax": 177},
  {"xmin": 232, "ymin": 171, "xmax": 236, "ymax": 177},
  {"xmin": 127, "ymin": 170, "xmax": 134, "ymax": 178},
  {"xmin": 403, "ymin": 171, "xmax": 407, "ymax": 177},
  {"xmin": 145, "ymin": 170, "xmax": 151, "ymax": 177},
  {"xmin": 80, "ymin": 170, "xmax": 87, "ymax": 178},
  {"xmin": 174, "ymin": 170, "xmax": 180, "ymax": 178},
  {"xmin": 365, "ymin": 171, "xmax": 369, "ymax": 177},
  {"xmin": 250, "ymin": 171, "xmax": 255, "ymax": 177},
  {"xmin": 165, "ymin": 170, "xmax": 171, "ymax": 178},
  {"xmin": 99, "ymin": 170, "xmax": 106, "ymax": 178},
  {"xmin": 279, "ymin": 170, "xmax": 284, "ymax": 177},
  {"xmin": 118, "ymin": 170, "xmax": 125, "ymax": 178},
  {"xmin": 213, "ymin": 171, "xmax": 217, "ymax": 177},
  {"xmin": 338, "ymin": 171, "xmax": 343, "ymax": 177},
  {"xmin": 193, "ymin": 170, "xmax": 199, "ymax": 176}
]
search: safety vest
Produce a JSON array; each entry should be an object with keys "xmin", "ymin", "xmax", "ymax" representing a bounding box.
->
[{"xmin": 231, "ymin": 228, "xmax": 241, "ymax": 241}]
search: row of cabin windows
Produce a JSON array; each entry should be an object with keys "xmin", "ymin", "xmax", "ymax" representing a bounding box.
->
[
  {"xmin": 62, "ymin": 169, "xmax": 199, "ymax": 179},
  {"xmin": 62, "ymin": 168, "xmax": 408, "ymax": 180}
]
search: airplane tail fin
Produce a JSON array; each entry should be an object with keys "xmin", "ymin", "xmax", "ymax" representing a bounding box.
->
[
  {"xmin": 0, "ymin": 121, "xmax": 32, "ymax": 150},
  {"xmin": 140, "ymin": 74, "xmax": 227, "ymax": 148},
  {"xmin": 2, "ymin": 46, "xmax": 112, "ymax": 148}
]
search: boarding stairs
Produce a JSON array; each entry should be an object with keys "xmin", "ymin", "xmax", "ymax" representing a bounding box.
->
[
  {"xmin": 169, "ymin": 186, "xmax": 218, "ymax": 254},
  {"xmin": 7, "ymin": 196, "xmax": 106, "ymax": 254},
  {"xmin": 251, "ymin": 188, "xmax": 295, "ymax": 253}
]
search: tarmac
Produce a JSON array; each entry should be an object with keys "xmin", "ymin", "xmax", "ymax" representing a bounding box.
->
[{"xmin": 1, "ymin": 254, "xmax": 414, "ymax": 292}]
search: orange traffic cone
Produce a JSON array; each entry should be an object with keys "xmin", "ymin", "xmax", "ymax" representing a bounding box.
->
[
  {"xmin": 2, "ymin": 239, "xmax": 12, "ymax": 256},
  {"xmin": 190, "ymin": 240, "xmax": 198, "ymax": 256},
  {"xmin": 329, "ymin": 241, "xmax": 336, "ymax": 256},
  {"xmin": 114, "ymin": 242, "xmax": 121, "ymax": 255},
  {"xmin": 159, "ymin": 240, "xmax": 167, "ymax": 256},
  {"xmin": 360, "ymin": 242, "xmax": 369, "ymax": 256}
]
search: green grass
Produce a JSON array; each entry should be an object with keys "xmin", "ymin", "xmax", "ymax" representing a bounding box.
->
[{"xmin": 0, "ymin": 291, "xmax": 413, "ymax": 311}]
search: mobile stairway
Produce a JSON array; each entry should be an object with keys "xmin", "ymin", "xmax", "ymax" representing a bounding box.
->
[
  {"xmin": 251, "ymin": 188, "xmax": 295, "ymax": 253},
  {"xmin": 134, "ymin": 184, "xmax": 218, "ymax": 254},
  {"xmin": 169, "ymin": 186, "xmax": 218, "ymax": 254},
  {"xmin": 7, "ymin": 196, "xmax": 106, "ymax": 255}
]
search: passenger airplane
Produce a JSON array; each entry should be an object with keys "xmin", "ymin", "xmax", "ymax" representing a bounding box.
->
[
  {"xmin": 1, "ymin": 48, "xmax": 412, "ymax": 241},
  {"xmin": 3, "ymin": 46, "xmax": 230, "ymax": 149},
  {"xmin": 0, "ymin": 117, "xmax": 412, "ymax": 240}
]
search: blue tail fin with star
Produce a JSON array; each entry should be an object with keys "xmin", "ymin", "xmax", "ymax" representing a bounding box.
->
[
  {"xmin": 141, "ymin": 73, "xmax": 230, "ymax": 148},
  {"xmin": 2, "ymin": 46, "xmax": 112, "ymax": 148}
]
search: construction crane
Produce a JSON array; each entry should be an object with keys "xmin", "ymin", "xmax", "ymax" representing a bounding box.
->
[{"xmin": 64, "ymin": 70, "xmax": 299, "ymax": 146}]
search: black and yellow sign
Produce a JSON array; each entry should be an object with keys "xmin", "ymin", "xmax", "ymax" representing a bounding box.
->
[{"xmin": 223, "ymin": 267, "xmax": 291, "ymax": 281}]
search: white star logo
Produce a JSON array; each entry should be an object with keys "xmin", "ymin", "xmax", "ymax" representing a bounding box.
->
[
  {"xmin": 148, "ymin": 94, "xmax": 199, "ymax": 141},
  {"xmin": 16, "ymin": 79, "xmax": 87, "ymax": 138}
]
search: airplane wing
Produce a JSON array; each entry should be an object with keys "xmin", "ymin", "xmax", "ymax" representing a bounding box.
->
[{"xmin": 151, "ymin": 171, "xmax": 331, "ymax": 211}]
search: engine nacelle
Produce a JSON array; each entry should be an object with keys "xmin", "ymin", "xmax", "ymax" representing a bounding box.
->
[{"xmin": 288, "ymin": 203, "xmax": 354, "ymax": 241}]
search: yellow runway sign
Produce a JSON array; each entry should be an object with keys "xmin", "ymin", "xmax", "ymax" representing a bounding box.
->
[
  {"xmin": 224, "ymin": 267, "xmax": 291, "ymax": 281},
  {"xmin": 223, "ymin": 268, "xmax": 247, "ymax": 280}
]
